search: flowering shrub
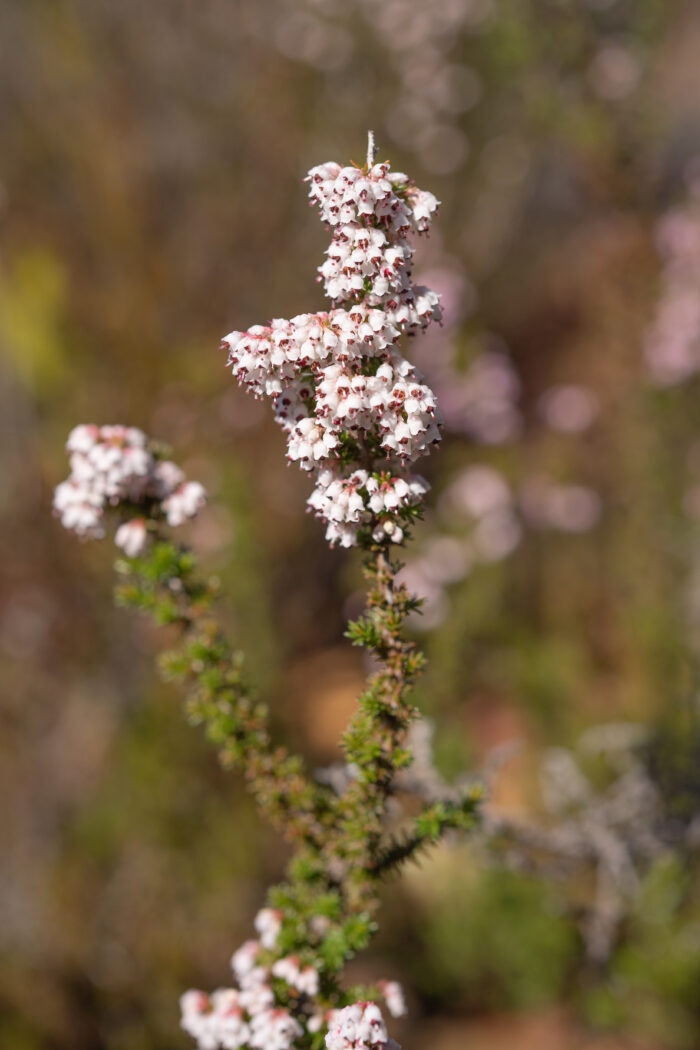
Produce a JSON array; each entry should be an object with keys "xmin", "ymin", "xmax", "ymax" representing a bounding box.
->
[{"xmin": 53, "ymin": 136, "xmax": 481, "ymax": 1049}]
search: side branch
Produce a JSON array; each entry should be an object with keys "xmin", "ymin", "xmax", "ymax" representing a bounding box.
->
[
  {"xmin": 114, "ymin": 540, "xmax": 333, "ymax": 846},
  {"xmin": 368, "ymin": 794, "xmax": 483, "ymax": 878}
]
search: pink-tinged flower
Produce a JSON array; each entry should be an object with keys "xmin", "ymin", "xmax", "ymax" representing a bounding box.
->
[
  {"xmin": 253, "ymin": 907, "xmax": 282, "ymax": 950},
  {"xmin": 378, "ymin": 980, "xmax": 407, "ymax": 1018},
  {"xmin": 325, "ymin": 1001, "xmax": 400, "ymax": 1050},
  {"xmin": 162, "ymin": 481, "xmax": 207, "ymax": 527},
  {"xmin": 115, "ymin": 518, "xmax": 149, "ymax": 557},
  {"xmin": 230, "ymin": 939, "xmax": 261, "ymax": 983}
]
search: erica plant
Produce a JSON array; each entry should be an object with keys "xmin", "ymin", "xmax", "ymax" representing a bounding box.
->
[{"xmin": 53, "ymin": 135, "xmax": 481, "ymax": 1050}]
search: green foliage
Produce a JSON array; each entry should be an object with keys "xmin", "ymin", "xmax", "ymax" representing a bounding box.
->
[
  {"xmin": 345, "ymin": 615, "xmax": 383, "ymax": 651},
  {"xmin": 318, "ymin": 914, "xmax": 376, "ymax": 972}
]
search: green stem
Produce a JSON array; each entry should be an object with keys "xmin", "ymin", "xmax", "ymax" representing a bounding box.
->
[{"xmin": 331, "ymin": 548, "xmax": 426, "ymax": 906}]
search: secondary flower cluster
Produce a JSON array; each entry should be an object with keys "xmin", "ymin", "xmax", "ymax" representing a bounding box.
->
[
  {"xmin": 181, "ymin": 915, "xmax": 309, "ymax": 1050},
  {"xmin": 222, "ymin": 151, "xmax": 443, "ymax": 548},
  {"xmin": 180, "ymin": 909, "xmax": 401, "ymax": 1050},
  {"xmin": 53, "ymin": 424, "xmax": 206, "ymax": 555}
]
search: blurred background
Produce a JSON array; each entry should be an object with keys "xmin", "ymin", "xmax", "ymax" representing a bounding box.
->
[{"xmin": 4, "ymin": 1, "xmax": 700, "ymax": 1047}]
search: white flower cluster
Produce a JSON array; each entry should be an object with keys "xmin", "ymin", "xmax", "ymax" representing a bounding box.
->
[
  {"xmin": 307, "ymin": 469, "xmax": 429, "ymax": 548},
  {"xmin": 307, "ymin": 162, "xmax": 436, "ymax": 234},
  {"xmin": 53, "ymin": 423, "xmax": 206, "ymax": 555},
  {"xmin": 325, "ymin": 1001, "xmax": 400, "ymax": 1050},
  {"xmin": 222, "ymin": 147, "xmax": 443, "ymax": 548},
  {"xmin": 181, "ymin": 909, "xmax": 407, "ymax": 1050},
  {"xmin": 181, "ymin": 909, "xmax": 318, "ymax": 1050},
  {"xmin": 308, "ymin": 162, "xmax": 439, "ymax": 322},
  {"xmin": 314, "ymin": 354, "xmax": 440, "ymax": 459},
  {"xmin": 181, "ymin": 990, "xmax": 303, "ymax": 1050}
]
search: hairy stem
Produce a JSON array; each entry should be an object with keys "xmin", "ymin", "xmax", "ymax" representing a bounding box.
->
[{"xmin": 329, "ymin": 548, "xmax": 426, "ymax": 907}]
